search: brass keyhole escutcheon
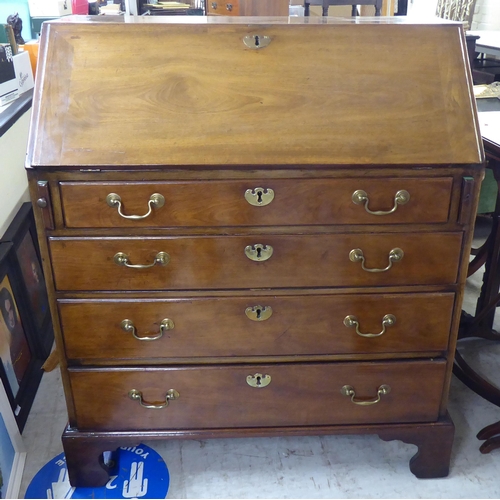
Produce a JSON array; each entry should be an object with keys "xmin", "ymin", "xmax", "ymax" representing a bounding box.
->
[
  {"xmin": 245, "ymin": 305, "xmax": 273, "ymax": 321},
  {"xmin": 246, "ymin": 373, "xmax": 271, "ymax": 388},
  {"xmin": 242, "ymin": 35, "xmax": 272, "ymax": 50},
  {"xmin": 245, "ymin": 244, "xmax": 273, "ymax": 262},
  {"xmin": 244, "ymin": 187, "xmax": 274, "ymax": 206}
]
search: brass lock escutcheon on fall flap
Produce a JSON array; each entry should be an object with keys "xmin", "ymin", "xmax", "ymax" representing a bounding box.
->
[
  {"xmin": 244, "ymin": 187, "xmax": 274, "ymax": 206},
  {"xmin": 246, "ymin": 373, "xmax": 272, "ymax": 388},
  {"xmin": 106, "ymin": 193, "xmax": 165, "ymax": 220},
  {"xmin": 128, "ymin": 388, "xmax": 180, "ymax": 409},
  {"xmin": 349, "ymin": 248, "xmax": 403, "ymax": 273},
  {"xmin": 245, "ymin": 244, "xmax": 273, "ymax": 262},
  {"xmin": 243, "ymin": 35, "xmax": 271, "ymax": 49},
  {"xmin": 245, "ymin": 305, "xmax": 273, "ymax": 321},
  {"xmin": 121, "ymin": 318, "xmax": 175, "ymax": 341},
  {"xmin": 341, "ymin": 384, "xmax": 391, "ymax": 406},
  {"xmin": 351, "ymin": 189, "xmax": 410, "ymax": 215},
  {"xmin": 343, "ymin": 314, "xmax": 396, "ymax": 338}
]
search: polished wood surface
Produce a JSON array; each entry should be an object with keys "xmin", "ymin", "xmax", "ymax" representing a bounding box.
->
[
  {"xmin": 69, "ymin": 360, "xmax": 447, "ymax": 431},
  {"xmin": 59, "ymin": 293, "xmax": 454, "ymax": 359},
  {"xmin": 59, "ymin": 178, "xmax": 454, "ymax": 228},
  {"xmin": 207, "ymin": 0, "xmax": 288, "ymax": 15},
  {"xmin": 29, "ymin": 18, "xmax": 482, "ymax": 167},
  {"xmin": 49, "ymin": 233, "xmax": 462, "ymax": 291}
]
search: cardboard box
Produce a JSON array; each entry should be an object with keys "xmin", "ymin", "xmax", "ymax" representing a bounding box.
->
[
  {"xmin": 28, "ymin": 0, "xmax": 73, "ymax": 17},
  {"xmin": 0, "ymin": 44, "xmax": 18, "ymax": 106}
]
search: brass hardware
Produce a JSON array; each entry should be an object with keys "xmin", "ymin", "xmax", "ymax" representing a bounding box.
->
[
  {"xmin": 245, "ymin": 244, "xmax": 273, "ymax": 262},
  {"xmin": 246, "ymin": 373, "xmax": 271, "ymax": 388},
  {"xmin": 211, "ymin": 1, "xmax": 217, "ymax": 7},
  {"xmin": 352, "ymin": 189, "xmax": 410, "ymax": 215},
  {"xmin": 349, "ymin": 248, "xmax": 403, "ymax": 273},
  {"xmin": 226, "ymin": 3, "xmax": 232, "ymax": 10},
  {"xmin": 341, "ymin": 384, "xmax": 391, "ymax": 405},
  {"xmin": 243, "ymin": 35, "xmax": 271, "ymax": 50},
  {"xmin": 245, "ymin": 305, "xmax": 273, "ymax": 321},
  {"xmin": 128, "ymin": 388, "xmax": 179, "ymax": 409},
  {"xmin": 244, "ymin": 187, "xmax": 274, "ymax": 206},
  {"xmin": 114, "ymin": 251, "xmax": 170, "ymax": 268},
  {"xmin": 36, "ymin": 198, "xmax": 48, "ymax": 208},
  {"xmin": 121, "ymin": 318, "xmax": 174, "ymax": 341},
  {"xmin": 106, "ymin": 193, "xmax": 165, "ymax": 220},
  {"xmin": 343, "ymin": 314, "xmax": 396, "ymax": 338}
]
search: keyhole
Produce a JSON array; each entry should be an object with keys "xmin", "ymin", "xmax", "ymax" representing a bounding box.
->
[
  {"xmin": 256, "ymin": 308, "xmax": 261, "ymax": 319},
  {"xmin": 254, "ymin": 35, "xmax": 260, "ymax": 47},
  {"xmin": 256, "ymin": 376, "xmax": 262, "ymax": 386},
  {"xmin": 257, "ymin": 190, "xmax": 263, "ymax": 204},
  {"xmin": 256, "ymin": 247, "xmax": 262, "ymax": 258}
]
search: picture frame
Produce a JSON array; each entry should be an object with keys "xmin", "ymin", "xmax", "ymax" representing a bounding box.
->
[
  {"xmin": 0, "ymin": 379, "xmax": 26, "ymax": 499},
  {"xmin": 0, "ymin": 242, "xmax": 44, "ymax": 432},
  {"xmin": 1, "ymin": 202, "xmax": 53, "ymax": 358}
]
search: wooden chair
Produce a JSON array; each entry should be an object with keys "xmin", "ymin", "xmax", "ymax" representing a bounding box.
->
[{"xmin": 304, "ymin": 0, "xmax": 382, "ymax": 17}]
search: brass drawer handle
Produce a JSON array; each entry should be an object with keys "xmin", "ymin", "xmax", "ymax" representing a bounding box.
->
[
  {"xmin": 246, "ymin": 373, "xmax": 271, "ymax": 388},
  {"xmin": 211, "ymin": 1, "xmax": 217, "ymax": 7},
  {"xmin": 352, "ymin": 189, "xmax": 410, "ymax": 215},
  {"xmin": 128, "ymin": 388, "xmax": 179, "ymax": 409},
  {"xmin": 226, "ymin": 3, "xmax": 233, "ymax": 10},
  {"xmin": 341, "ymin": 384, "xmax": 391, "ymax": 406},
  {"xmin": 114, "ymin": 251, "xmax": 170, "ymax": 268},
  {"xmin": 121, "ymin": 318, "xmax": 174, "ymax": 341},
  {"xmin": 343, "ymin": 314, "xmax": 396, "ymax": 338},
  {"xmin": 349, "ymin": 248, "xmax": 403, "ymax": 273},
  {"xmin": 106, "ymin": 193, "xmax": 165, "ymax": 220},
  {"xmin": 245, "ymin": 305, "xmax": 273, "ymax": 321},
  {"xmin": 245, "ymin": 244, "xmax": 273, "ymax": 262},
  {"xmin": 244, "ymin": 187, "xmax": 274, "ymax": 206}
]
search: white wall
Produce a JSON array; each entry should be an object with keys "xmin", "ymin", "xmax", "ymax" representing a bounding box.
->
[
  {"xmin": 471, "ymin": 0, "xmax": 500, "ymax": 30},
  {"xmin": 0, "ymin": 110, "xmax": 31, "ymax": 238}
]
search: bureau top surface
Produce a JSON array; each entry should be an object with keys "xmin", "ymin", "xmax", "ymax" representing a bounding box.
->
[{"xmin": 28, "ymin": 16, "xmax": 483, "ymax": 168}]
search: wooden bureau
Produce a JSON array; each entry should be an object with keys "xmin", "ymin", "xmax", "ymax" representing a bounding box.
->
[{"xmin": 27, "ymin": 16, "xmax": 484, "ymax": 486}]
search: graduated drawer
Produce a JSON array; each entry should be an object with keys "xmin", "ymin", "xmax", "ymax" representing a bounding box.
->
[
  {"xmin": 59, "ymin": 178, "xmax": 453, "ymax": 228},
  {"xmin": 59, "ymin": 293, "xmax": 454, "ymax": 360},
  {"xmin": 206, "ymin": 0, "xmax": 239, "ymax": 14},
  {"xmin": 69, "ymin": 360, "xmax": 447, "ymax": 431},
  {"xmin": 49, "ymin": 232, "xmax": 462, "ymax": 291}
]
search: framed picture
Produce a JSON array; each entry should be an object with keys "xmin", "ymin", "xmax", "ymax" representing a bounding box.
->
[
  {"xmin": 0, "ymin": 242, "xmax": 44, "ymax": 432},
  {"xmin": 1, "ymin": 202, "xmax": 53, "ymax": 358},
  {"xmin": 0, "ymin": 379, "xmax": 26, "ymax": 499}
]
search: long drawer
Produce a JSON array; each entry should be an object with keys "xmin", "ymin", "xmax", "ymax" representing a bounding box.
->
[
  {"xmin": 69, "ymin": 360, "xmax": 447, "ymax": 431},
  {"xmin": 49, "ymin": 232, "xmax": 462, "ymax": 291},
  {"xmin": 59, "ymin": 293, "xmax": 454, "ymax": 360},
  {"xmin": 59, "ymin": 178, "xmax": 453, "ymax": 228}
]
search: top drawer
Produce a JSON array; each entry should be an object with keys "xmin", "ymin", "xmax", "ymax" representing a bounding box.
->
[{"xmin": 59, "ymin": 178, "xmax": 453, "ymax": 228}]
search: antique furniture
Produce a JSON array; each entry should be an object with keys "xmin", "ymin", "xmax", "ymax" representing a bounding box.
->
[
  {"xmin": 206, "ymin": 0, "xmax": 288, "ymax": 15},
  {"xmin": 454, "ymin": 107, "xmax": 500, "ymax": 453},
  {"xmin": 27, "ymin": 16, "xmax": 484, "ymax": 486}
]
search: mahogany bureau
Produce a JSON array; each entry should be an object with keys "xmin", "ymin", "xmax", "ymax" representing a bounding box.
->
[{"xmin": 27, "ymin": 16, "xmax": 484, "ymax": 486}]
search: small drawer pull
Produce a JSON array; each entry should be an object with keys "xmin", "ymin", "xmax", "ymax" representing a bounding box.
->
[
  {"xmin": 343, "ymin": 314, "xmax": 396, "ymax": 338},
  {"xmin": 121, "ymin": 318, "xmax": 174, "ymax": 341},
  {"xmin": 244, "ymin": 187, "xmax": 274, "ymax": 206},
  {"xmin": 245, "ymin": 305, "xmax": 273, "ymax": 321},
  {"xmin": 349, "ymin": 248, "xmax": 403, "ymax": 273},
  {"xmin": 128, "ymin": 388, "xmax": 179, "ymax": 409},
  {"xmin": 114, "ymin": 251, "xmax": 170, "ymax": 269},
  {"xmin": 341, "ymin": 384, "xmax": 391, "ymax": 406},
  {"xmin": 211, "ymin": 1, "xmax": 217, "ymax": 8},
  {"xmin": 247, "ymin": 373, "xmax": 271, "ymax": 388},
  {"xmin": 245, "ymin": 244, "xmax": 273, "ymax": 262},
  {"xmin": 352, "ymin": 189, "xmax": 410, "ymax": 215},
  {"xmin": 106, "ymin": 192, "xmax": 165, "ymax": 220},
  {"xmin": 226, "ymin": 3, "xmax": 233, "ymax": 10}
]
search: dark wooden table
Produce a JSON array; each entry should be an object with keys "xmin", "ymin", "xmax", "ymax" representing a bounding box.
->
[{"xmin": 454, "ymin": 102, "xmax": 500, "ymax": 453}]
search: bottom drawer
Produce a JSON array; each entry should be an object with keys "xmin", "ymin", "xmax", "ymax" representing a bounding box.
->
[{"xmin": 69, "ymin": 360, "xmax": 446, "ymax": 431}]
